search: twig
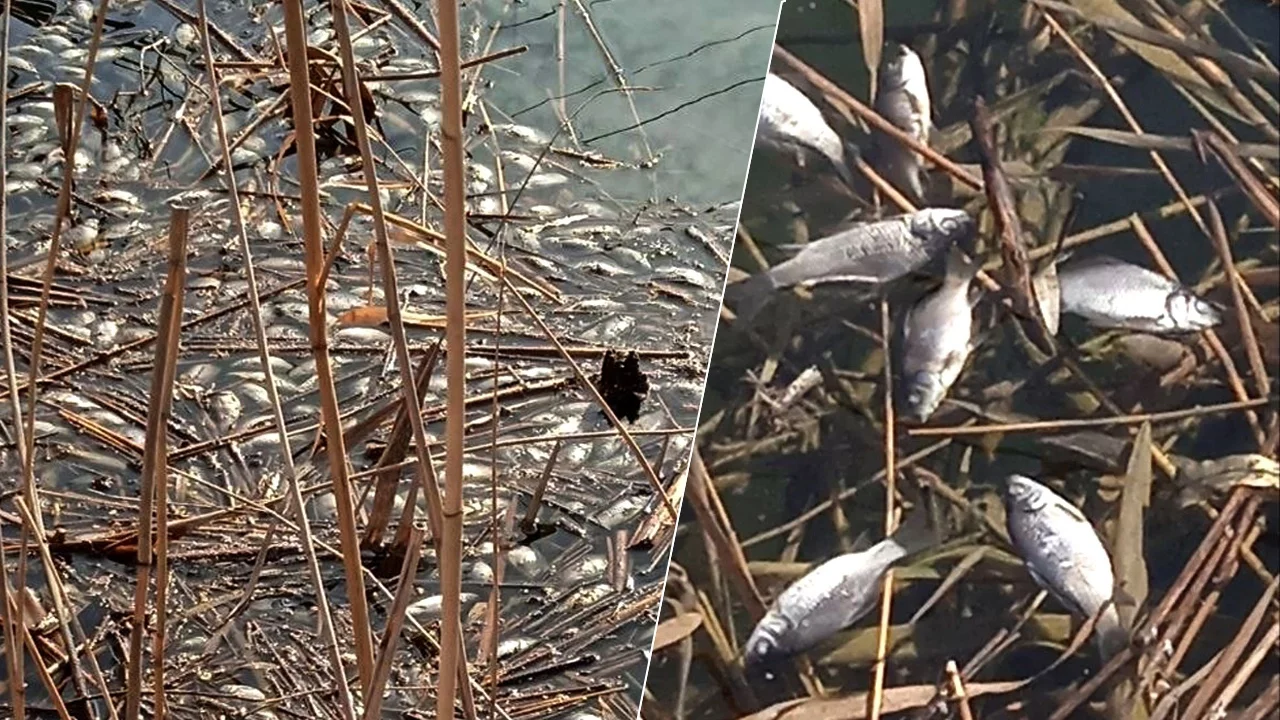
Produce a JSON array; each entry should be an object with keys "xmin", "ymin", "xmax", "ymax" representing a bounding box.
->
[
  {"xmin": 908, "ymin": 397, "xmax": 1273, "ymax": 436},
  {"xmin": 868, "ymin": 299, "xmax": 897, "ymax": 720}
]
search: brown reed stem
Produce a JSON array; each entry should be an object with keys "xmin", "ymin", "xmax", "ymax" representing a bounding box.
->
[
  {"xmin": 437, "ymin": 0, "xmax": 470, "ymax": 714},
  {"xmin": 868, "ymin": 299, "xmax": 897, "ymax": 720},
  {"xmin": 281, "ymin": 0, "xmax": 375, "ymax": 696}
]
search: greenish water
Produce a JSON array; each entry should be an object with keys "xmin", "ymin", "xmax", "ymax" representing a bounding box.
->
[{"xmin": 478, "ymin": 0, "xmax": 780, "ymax": 205}]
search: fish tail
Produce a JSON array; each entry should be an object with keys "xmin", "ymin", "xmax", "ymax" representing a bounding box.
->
[
  {"xmin": 1095, "ymin": 605, "xmax": 1129, "ymax": 661},
  {"xmin": 887, "ymin": 507, "xmax": 936, "ymax": 558},
  {"xmin": 725, "ymin": 272, "xmax": 777, "ymax": 326}
]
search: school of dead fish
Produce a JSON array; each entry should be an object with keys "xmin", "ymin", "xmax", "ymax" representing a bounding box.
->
[{"xmin": 740, "ymin": 42, "xmax": 1234, "ymax": 671}]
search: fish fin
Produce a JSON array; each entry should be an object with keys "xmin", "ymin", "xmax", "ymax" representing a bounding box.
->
[
  {"xmin": 1094, "ymin": 604, "xmax": 1130, "ymax": 660},
  {"xmin": 944, "ymin": 245, "xmax": 982, "ymax": 285},
  {"xmin": 888, "ymin": 507, "xmax": 936, "ymax": 557},
  {"xmin": 726, "ymin": 273, "xmax": 778, "ymax": 326}
]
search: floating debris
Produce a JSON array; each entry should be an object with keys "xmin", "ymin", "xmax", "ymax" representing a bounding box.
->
[{"xmin": 591, "ymin": 349, "xmax": 650, "ymax": 423}]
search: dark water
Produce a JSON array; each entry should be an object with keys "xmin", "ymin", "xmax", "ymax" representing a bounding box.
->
[{"xmin": 652, "ymin": 0, "xmax": 1279, "ymax": 718}]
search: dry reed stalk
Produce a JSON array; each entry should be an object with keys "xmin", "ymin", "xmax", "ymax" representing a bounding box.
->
[
  {"xmin": 944, "ymin": 660, "xmax": 975, "ymax": 720},
  {"xmin": 571, "ymin": 0, "xmax": 652, "ymax": 160},
  {"xmin": 1205, "ymin": 200, "xmax": 1273, "ymax": 432},
  {"xmin": 123, "ymin": 205, "xmax": 188, "ymax": 719},
  {"xmin": 907, "ymin": 396, "xmax": 1273, "ymax": 436},
  {"xmin": 867, "ymin": 300, "xmax": 897, "ymax": 720},
  {"xmin": 151, "ymin": 204, "xmax": 191, "ymax": 718},
  {"xmin": 280, "ymin": 0, "xmax": 375, "ymax": 696},
  {"xmin": 437, "ymin": 0, "xmax": 470, "ymax": 715},
  {"xmin": 329, "ymin": 0, "xmax": 446, "ymax": 548},
  {"xmin": 362, "ymin": 525, "xmax": 424, "ymax": 719},
  {"xmin": 519, "ymin": 440, "xmax": 561, "ymax": 532}
]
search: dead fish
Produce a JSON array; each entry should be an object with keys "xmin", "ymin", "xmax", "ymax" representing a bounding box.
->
[
  {"xmin": 744, "ymin": 512, "xmax": 933, "ymax": 666},
  {"xmin": 873, "ymin": 43, "xmax": 932, "ymax": 203},
  {"xmin": 730, "ymin": 208, "xmax": 973, "ymax": 324},
  {"xmin": 1003, "ymin": 474, "xmax": 1127, "ymax": 659},
  {"xmin": 1058, "ymin": 256, "xmax": 1221, "ymax": 333},
  {"xmin": 901, "ymin": 246, "xmax": 980, "ymax": 423},
  {"xmin": 757, "ymin": 73, "xmax": 855, "ymax": 188}
]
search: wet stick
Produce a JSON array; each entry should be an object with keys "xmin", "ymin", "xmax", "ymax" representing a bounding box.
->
[
  {"xmin": 1205, "ymin": 200, "xmax": 1273, "ymax": 434},
  {"xmin": 280, "ymin": 0, "xmax": 375, "ymax": 698},
  {"xmin": 868, "ymin": 299, "xmax": 896, "ymax": 720}
]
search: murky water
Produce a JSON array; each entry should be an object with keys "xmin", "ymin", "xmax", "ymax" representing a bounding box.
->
[{"xmin": 650, "ymin": 1, "xmax": 1279, "ymax": 718}]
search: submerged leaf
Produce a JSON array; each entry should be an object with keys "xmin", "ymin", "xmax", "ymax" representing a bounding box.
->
[
  {"xmin": 651, "ymin": 612, "xmax": 703, "ymax": 653},
  {"xmin": 738, "ymin": 678, "xmax": 1028, "ymax": 720},
  {"xmin": 857, "ymin": 0, "xmax": 884, "ymax": 100}
]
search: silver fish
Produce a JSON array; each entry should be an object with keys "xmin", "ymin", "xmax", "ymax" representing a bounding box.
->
[
  {"xmin": 901, "ymin": 246, "xmax": 980, "ymax": 423},
  {"xmin": 744, "ymin": 512, "xmax": 933, "ymax": 666},
  {"xmin": 757, "ymin": 73, "xmax": 855, "ymax": 188},
  {"xmin": 873, "ymin": 43, "xmax": 932, "ymax": 203},
  {"xmin": 730, "ymin": 208, "xmax": 973, "ymax": 324},
  {"xmin": 1058, "ymin": 256, "xmax": 1221, "ymax": 333},
  {"xmin": 1003, "ymin": 474, "xmax": 1127, "ymax": 659}
]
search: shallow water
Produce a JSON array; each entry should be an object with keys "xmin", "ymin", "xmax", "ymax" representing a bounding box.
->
[{"xmin": 653, "ymin": 0, "xmax": 1280, "ymax": 718}]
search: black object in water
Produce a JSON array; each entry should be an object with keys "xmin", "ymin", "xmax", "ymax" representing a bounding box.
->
[{"xmin": 592, "ymin": 349, "xmax": 649, "ymax": 423}]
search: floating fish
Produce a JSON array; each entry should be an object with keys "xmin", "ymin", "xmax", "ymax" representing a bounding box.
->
[
  {"xmin": 729, "ymin": 208, "xmax": 973, "ymax": 324},
  {"xmin": 1002, "ymin": 474, "xmax": 1127, "ymax": 659},
  {"xmin": 757, "ymin": 73, "xmax": 855, "ymax": 189},
  {"xmin": 873, "ymin": 43, "xmax": 932, "ymax": 204},
  {"xmin": 900, "ymin": 246, "xmax": 980, "ymax": 423},
  {"xmin": 1058, "ymin": 256, "xmax": 1221, "ymax": 333},
  {"xmin": 744, "ymin": 512, "xmax": 933, "ymax": 666}
]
